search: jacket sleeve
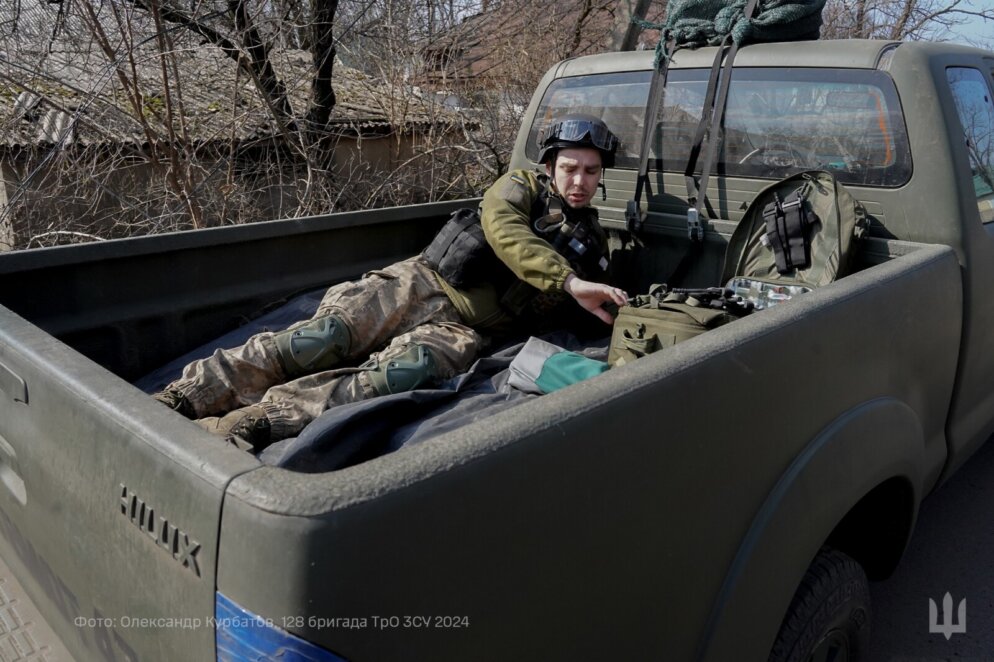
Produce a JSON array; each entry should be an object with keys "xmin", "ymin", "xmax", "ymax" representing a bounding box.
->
[{"xmin": 480, "ymin": 170, "xmax": 574, "ymax": 293}]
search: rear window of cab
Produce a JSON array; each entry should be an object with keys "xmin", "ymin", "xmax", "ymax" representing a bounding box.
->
[{"xmin": 526, "ymin": 67, "xmax": 912, "ymax": 188}]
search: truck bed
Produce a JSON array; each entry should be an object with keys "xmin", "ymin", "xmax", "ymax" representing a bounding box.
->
[{"xmin": 0, "ymin": 200, "xmax": 959, "ymax": 660}]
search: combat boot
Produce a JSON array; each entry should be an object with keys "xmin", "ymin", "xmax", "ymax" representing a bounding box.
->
[
  {"xmin": 152, "ymin": 389, "xmax": 197, "ymax": 419},
  {"xmin": 195, "ymin": 405, "xmax": 272, "ymax": 453}
]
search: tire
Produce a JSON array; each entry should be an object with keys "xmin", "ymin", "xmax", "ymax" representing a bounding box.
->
[{"xmin": 768, "ymin": 547, "xmax": 871, "ymax": 662}]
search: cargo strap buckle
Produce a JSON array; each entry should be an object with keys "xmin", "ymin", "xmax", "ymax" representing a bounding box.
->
[{"xmin": 687, "ymin": 207, "xmax": 704, "ymax": 241}]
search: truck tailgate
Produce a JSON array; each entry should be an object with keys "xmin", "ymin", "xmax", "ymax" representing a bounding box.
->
[{"xmin": 0, "ymin": 305, "xmax": 258, "ymax": 661}]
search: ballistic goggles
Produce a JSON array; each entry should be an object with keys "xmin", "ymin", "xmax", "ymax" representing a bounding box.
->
[{"xmin": 540, "ymin": 117, "xmax": 619, "ymax": 154}]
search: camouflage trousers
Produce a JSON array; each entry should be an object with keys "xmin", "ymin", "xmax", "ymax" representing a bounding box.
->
[{"xmin": 164, "ymin": 257, "xmax": 483, "ymax": 441}]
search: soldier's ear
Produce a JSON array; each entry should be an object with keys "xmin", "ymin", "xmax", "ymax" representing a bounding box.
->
[{"xmin": 545, "ymin": 159, "xmax": 554, "ymax": 177}]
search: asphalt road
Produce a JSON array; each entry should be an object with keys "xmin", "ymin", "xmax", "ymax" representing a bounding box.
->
[{"xmin": 869, "ymin": 435, "xmax": 994, "ymax": 660}]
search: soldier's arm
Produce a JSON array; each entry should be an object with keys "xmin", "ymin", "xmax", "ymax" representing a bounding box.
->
[
  {"xmin": 481, "ymin": 171, "xmax": 574, "ymax": 292},
  {"xmin": 563, "ymin": 274, "xmax": 628, "ymax": 325}
]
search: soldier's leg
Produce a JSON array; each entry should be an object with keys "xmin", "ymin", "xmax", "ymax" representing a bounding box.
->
[
  {"xmin": 153, "ymin": 331, "xmax": 288, "ymax": 419},
  {"xmin": 153, "ymin": 313, "xmax": 352, "ymax": 418},
  {"xmin": 313, "ymin": 257, "xmax": 459, "ymax": 357},
  {"xmin": 156, "ymin": 257, "xmax": 448, "ymax": 419},
  {"xmin": 199, "ymin": 321, "xmax": 482, "ymax": 451}
]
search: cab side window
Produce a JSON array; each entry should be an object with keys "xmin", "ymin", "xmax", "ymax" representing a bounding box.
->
[{"xmin": 946, "ymin": 67, "xmax": 994, "ymax": 223}]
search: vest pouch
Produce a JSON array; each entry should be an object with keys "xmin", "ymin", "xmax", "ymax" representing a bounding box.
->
[{"xmin": 608, "ymin": 302, "xmax": 735, "ymax": 367}]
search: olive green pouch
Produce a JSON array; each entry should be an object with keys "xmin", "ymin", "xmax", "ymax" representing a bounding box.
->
[{"xmin": 608, "ymin": 300, "xmax": 734, "ymax": 367}]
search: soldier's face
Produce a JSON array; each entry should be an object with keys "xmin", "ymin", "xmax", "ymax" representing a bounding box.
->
[{"xmin": 547, "ymin": 148, "xmax": 603, "ymax": 208}]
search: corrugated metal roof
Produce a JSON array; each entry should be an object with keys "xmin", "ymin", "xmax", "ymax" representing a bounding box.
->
[{"xmin": 0, "ymin": 47, "xmax": 459, "ymax": 148}]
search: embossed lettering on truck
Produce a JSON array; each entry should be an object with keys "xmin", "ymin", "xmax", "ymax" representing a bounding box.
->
[{"xmin": 119, "ymin": 484, "xmax": 201, "ymax": 577}]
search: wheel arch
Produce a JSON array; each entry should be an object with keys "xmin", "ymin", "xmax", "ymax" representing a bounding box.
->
[
  {"xmin": 826, "ymin": 474, "xmax": 916, "ymax": 580},
  {"xmin": 697, "ymin": 397, "xmax": 925, "ymax": 661}
]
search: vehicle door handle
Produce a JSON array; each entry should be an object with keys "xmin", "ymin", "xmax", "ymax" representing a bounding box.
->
[{"xmin": 0, "ymin": 361, "xmax": 27, "ymax": 405}]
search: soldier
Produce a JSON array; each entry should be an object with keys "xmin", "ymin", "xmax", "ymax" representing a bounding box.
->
[{"xmin": 153, "ymin": 114, "xmax": 628, "ymax": 451}]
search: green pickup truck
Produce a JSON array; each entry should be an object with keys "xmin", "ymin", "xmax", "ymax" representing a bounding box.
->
[{"xmin": 0, "ymin": 38, "xmax": 992, "ymax": 661}]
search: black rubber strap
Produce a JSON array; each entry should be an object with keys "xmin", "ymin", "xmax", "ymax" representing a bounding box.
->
[
  {"xmin": 627, "ymin": 38, "xmax": 678, "ymax": 234},
  {"xmin": 763, "ymin": 189, "xmax": 811, "ymax": 273},
  {"xmin": 684, "ymin": 0, "xmax": 762, "ymax": 227},
  {"xmin": 683, "ymin": 37, "xmax": 730, "ymax": 207},
  {"xmin": 695, "ymin": 40, "xmax": 740, "ymax": 214}
]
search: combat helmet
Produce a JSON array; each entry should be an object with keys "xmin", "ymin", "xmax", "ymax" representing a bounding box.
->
[{"xmin": 537, "ymin": 114, "xmax": 620, "ymax": 169}]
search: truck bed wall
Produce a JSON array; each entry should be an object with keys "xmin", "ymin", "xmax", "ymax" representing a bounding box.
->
[
  {"xmin": 0, "ymin": 188, "xmax": 962, "ymax": 661},
  {"xmin": 0, "ymin": 200, "xmax": 467, "ymax": 382}
]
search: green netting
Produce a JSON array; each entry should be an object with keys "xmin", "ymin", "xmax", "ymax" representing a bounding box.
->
[{"xmin": 635, "ymin": 0, "xmax": 827, "ymax": 62}]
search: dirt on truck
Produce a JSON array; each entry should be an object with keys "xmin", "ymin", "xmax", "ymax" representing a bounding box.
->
[{"xmin": 1, "ymin": 37, "xmax": 994, "ymax": 661}]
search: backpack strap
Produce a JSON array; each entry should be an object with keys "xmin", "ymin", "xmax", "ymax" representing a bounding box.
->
[
  {"xmin": 656, "ymin": 34, "xmax": 736, "ymax": 287},
  {"xmin": 763, "ymin": 187, "xmax": 813, "ymax": 273}
]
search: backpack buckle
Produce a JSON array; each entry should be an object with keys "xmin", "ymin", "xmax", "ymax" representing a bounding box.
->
[{"xmin": 687, "ymin": 207, "xmax": 704, "ymax": 241}]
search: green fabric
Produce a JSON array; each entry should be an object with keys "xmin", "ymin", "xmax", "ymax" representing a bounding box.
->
[
  {"xmin": 434, "ymin": 274, "xmax": 512, "ymax": 331},
  {"xmin": 635, "ymin": 0, "xmax": 828, "ymax": 64},
  {"xmin": 534, "ymin": 352, "xmax": 610, "ymax": 393},
  {"xmin": 440, "ymin": 168, "xmax": 576, "ymax": 330}
]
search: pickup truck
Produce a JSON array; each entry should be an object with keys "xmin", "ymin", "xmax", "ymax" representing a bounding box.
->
[{"xmin": 0, "ymin": 38, "xmax": 991, "ymax": 661}]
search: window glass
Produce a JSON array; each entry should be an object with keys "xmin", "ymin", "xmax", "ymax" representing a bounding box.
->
[
  {"xmin": 526, "ymin": 71, "xmax": 653, "ymax": 169},
  {"xmin": 527, "ymin": 67, "xmax": 912, "ymax": 187},
  {"xmin": 946, "ymin": 67, "xmax": 994, "ymax": 223}
]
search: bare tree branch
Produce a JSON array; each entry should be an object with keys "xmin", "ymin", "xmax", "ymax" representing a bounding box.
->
[{"xmin": 305, "ymin": 0, "xmax": 338, "ymax": 133}]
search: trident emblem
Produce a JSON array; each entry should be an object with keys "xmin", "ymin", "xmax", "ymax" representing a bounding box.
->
[{"xmin": 929, "ymin": 592, "xmax": 966, "ymax": 640}]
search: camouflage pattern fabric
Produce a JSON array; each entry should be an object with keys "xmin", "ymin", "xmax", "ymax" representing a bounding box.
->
[
  {"xmin": 164, "ymin": 257, "xmax": 482, "ymax": 441},
  {"xmin": 635, "ymin": 0, "xmax": 827, "ymax": 50}
]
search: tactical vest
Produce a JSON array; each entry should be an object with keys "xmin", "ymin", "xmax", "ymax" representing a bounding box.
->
[{"xmin": 422, "ymin": 176, "xmax": 609, "ymax": 292}]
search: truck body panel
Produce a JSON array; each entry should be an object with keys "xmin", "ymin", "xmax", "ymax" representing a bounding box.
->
[{"xmin": 0, "ymin": 202, "xmax": 463, "ymax": 660}]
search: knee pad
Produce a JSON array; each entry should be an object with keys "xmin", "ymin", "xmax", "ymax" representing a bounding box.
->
[
  {"xmin": 275, "ymin": 314, "xmax": 352, "ymax": 378},
  {"xmin": 366, "ymin": 343, "xmax": 438, "ymax": 396}
]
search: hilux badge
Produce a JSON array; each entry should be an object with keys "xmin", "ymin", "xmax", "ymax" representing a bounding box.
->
[{"xmin": 119, "ymin": 484, "xmax": 201, "ymax": 577}]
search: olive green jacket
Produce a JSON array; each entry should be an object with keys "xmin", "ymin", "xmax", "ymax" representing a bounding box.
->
[{"xmin": 437, "ymin": 169, "xmax": 580, "ymax": 329}]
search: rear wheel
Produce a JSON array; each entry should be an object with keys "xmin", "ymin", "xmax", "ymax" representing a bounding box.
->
[{"xmin": 768, "ymin": 547, "xmax": 871, "ymax": 662}]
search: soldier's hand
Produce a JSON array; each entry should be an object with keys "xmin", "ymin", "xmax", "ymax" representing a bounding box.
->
[{"xmin": 563, "ymin": 274, "xmax": 628, "ymax": 325}]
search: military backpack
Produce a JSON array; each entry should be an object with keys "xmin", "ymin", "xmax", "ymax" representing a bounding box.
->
[{"xmin": 608, "ymin": 170, "xmax": 868, "ymax": 366}]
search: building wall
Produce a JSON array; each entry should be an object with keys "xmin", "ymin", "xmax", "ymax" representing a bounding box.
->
[{"xmin": 0, "ymin": 129, "xmax": 457, "ymax": 251}]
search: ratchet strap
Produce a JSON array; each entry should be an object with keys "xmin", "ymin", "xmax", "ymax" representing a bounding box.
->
[
  {"xmin": 626, "ymin": 37, "xmax": 679, "ymax": 235},
  {"xmin": 684, "ymin": 0, "xmax": 761, "ymax": 239},
  {"xmin": 666, "ymin": 0, "xmax": 760, "ymax": 287}
]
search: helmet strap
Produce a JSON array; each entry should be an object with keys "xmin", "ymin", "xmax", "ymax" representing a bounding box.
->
[{"xmin": 545, "ymin": 150, "xmax": 558, "ymax": 175}]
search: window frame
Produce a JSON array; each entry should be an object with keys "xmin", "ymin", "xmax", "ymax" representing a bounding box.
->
[
  {"xmin": 526, "ymin": 66, "xmax": 914, "ymax": 189},
  {"xmin": 945, "ymin": 65, "xmax": 994, "ymax": 224}
]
